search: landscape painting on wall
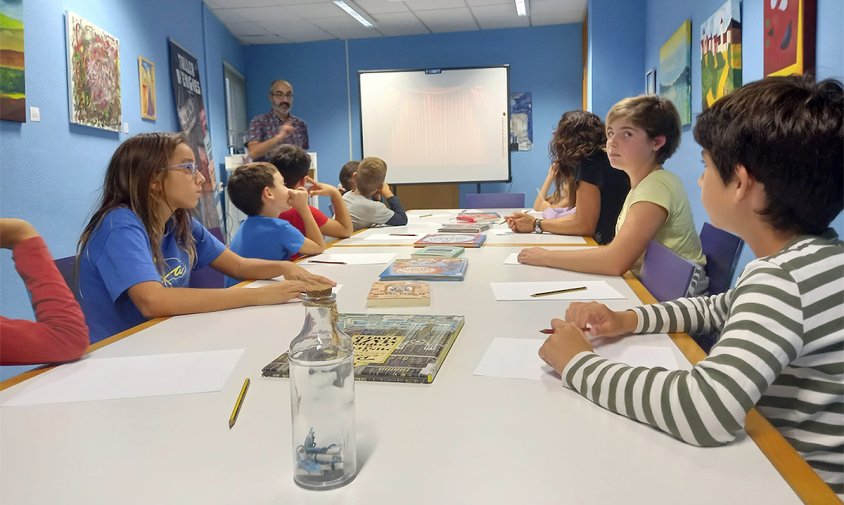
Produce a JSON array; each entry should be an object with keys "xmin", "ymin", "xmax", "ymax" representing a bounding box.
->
[
  {"xmin": 701, "ymin": 0, "xmax": 742, "ymax": 110},
  {"xmin": 138, "ymin": 56, "xmax": 156, "ymax": 120},
  {"xmin": 659, "ymin": 19, "xmax": 692, "ymax": 126},
  {"xmin": 0, "ymin": 0, "xmax": 25, "ymax": 122},
  {"xmin": 764, "ymin": 0, "xmax": 816, "ymax": 75},
  {"xmin": 66, "ymin": 11, "xmax": 121, "ymax": 131}
]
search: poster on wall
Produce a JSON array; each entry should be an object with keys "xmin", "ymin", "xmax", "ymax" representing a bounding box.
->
[
  {"xmin": 138, "ymin": 56, "xmax": 156, "ymax": 120},
  {"xmin": 65, "ymin": 11, "xmax": 121, "ymax": 131},
  {"xmin": 701, "ymin": 0, "xmax": 742, "ymax": 110},
  {"xmin": 764, "ymin": 0, "xmax": 816, "ymax": 76},
  {"xmin": 659, "ymin": 19, "xmax": 692, "ymax": 126},
  {"xmin": 168, "ymin": 39, "xmax": 221, "ymax": 231},
  {"xmin": 0, "ymin": 0, "xmax": 25, "ymax": 122},
  {"xmin": 509, "ymin": 92, "xmax": 532, "ymax": 151}
]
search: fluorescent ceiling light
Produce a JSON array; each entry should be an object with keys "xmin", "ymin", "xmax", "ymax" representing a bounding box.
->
[
  {"xmin": 515, "ymin": 0, "xmax": 529, "ymax": 17},
  {"xmin": 333, "ymin": 1, "xmax": 376, "ymax": 28}
]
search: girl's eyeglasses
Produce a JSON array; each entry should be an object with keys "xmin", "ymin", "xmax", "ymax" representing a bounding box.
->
[{"xmin": 168, "ymin": 162, "xmax": 199, "ymax": 176}]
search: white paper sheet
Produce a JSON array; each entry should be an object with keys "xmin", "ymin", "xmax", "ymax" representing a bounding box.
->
[
  {"xmin": 473, "ymin": 338, "xmax": 557, "ymax": 382},
  {"xmin": 0, "ymin": 349, "xmax": 245, "ymax": 407},
  {"xmin": 361, "ymin": 233, "xmax": 421, "ymax": 243},
  {"xmin": 594, "ymin": 342, "xmax": 679, "ymax": 369},
  {"xmin": 490, "ymin": 281, "xmax": 626, "ymax": 301},
  {"xmin": 303, "ymin": 253, "xmax": 396, "ymax": 265}
]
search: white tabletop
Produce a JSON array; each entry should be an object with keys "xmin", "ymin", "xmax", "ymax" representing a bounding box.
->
[{"xmin": 0, "ymin": 245, "xmax": 802, "ymax": 504}]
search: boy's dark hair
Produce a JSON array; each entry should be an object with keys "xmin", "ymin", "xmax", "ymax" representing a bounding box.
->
[
  {"xmin": 266, "ymin": 144, "xmax": 310, "ymax": 189},
  {"xmin": 227, "ymin": 162, "xmax": 278, "ymax": 216},
  {"xmin": 694, "ymin": 75, "xmax": 843, "ymax": 235},
  {"xmin": 355, "ymin": 157, "xmax": 387, "ymax": 196},
  {"xmin": 339, "ymin": 160, "xmax": 359, "ymax": 193},
  {"xmin": 606, "ymin": 95, "xmax": 681, "ymax": 164}
]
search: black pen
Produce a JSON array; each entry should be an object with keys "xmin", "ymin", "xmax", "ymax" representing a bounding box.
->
[
  {"xmin": 307, "ymin": 260, "xmax": 347, "ymax": 265},
  {"xmin": 530, "ymin": 286, "xmax": 587, "ymax": 298}
]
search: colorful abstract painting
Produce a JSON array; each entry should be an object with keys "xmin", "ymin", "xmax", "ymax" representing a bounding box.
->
[
  {"xmin": 509, "ymin": 92, "xmax": 532, "ymax": 151},
  {"xmin": 138, "ymin": 56, "xmax": 156, "ymax": 120},
  {"xmin": 66, "ymin": 11, "xmax": 121, "ymax": 131},
  {"xmin": 659, "ymin": 19, "xmax": 692, "ymax": 126},
  {"xmin": 764, "ymin": 0, "xmax": 816, "ymax": 76},
  {"xmin": 701, "ymin": 0, "xmax": 742, "ymax": 110},
  {"xmin": 0, "ymin": 0, "xmax": 25, "ymax": 122}
]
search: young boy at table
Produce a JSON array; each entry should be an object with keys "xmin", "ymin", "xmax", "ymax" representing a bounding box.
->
[
  {"xmin": 341, "ymin": 157, "xmax": 408, "ymax": 231},
  {"xmin": 538, "ymin": 76, "xmax": 844, "ymax": 495},
  {"xmin": 266, "ymin": 145, "xmax": 353, "ymax": 239},
  {"xmin": 225, "ymin": 162, "xmax": 325, "ymax": 287}
]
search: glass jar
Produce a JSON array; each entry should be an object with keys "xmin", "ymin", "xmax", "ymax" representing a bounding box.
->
[{"xmin": 289, "ymin": 288, "xmax": 356, "ymax": 490}]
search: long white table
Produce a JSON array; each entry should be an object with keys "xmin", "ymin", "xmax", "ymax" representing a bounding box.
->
[{"xmin": 0, "ymin": 218, "xmax": 825, "ymax": 504}]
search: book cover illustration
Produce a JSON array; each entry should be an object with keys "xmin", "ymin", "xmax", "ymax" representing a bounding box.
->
[
  {"xmin": 379, "ymin": 258, "xmax": 468, "ymax": 281},
  {"xmin": 262, "ymin": 313, "xmax": 466, "ymax": 383},
  {"xmin": 411, "ymin": 246, "xmax": 465, "ymax": 258},
  {"xmin": 367, "ymin": 281, "xmax": 431, "ymax": 307},
  {"xmin": 414, "ymin": 233, "xmax": 486, "ymax": 248},
  {"xmin": 457, "ymin": 211, "xmax": 501, "ymax": 223}
]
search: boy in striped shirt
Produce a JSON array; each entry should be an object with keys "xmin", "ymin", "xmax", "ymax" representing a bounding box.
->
[{"xmin": 538, "ymin": 76, "xmax": 843, "ymax": 494}]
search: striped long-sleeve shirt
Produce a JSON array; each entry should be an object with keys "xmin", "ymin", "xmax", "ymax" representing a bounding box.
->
[{"xmin": 562, "ymin": 231, "xmax": 844, "ymax": 495}]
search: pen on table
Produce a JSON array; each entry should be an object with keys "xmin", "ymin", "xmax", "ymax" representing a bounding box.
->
[
  {"xmin": 307, "ymin": 260, "xmax": 347, "ymax": 265},
  {"xmin": 228, "ymin": 378, "xmax": 250, "ymax": 429},
  {"xmin": 529, "ymin": 286, "xmax": 587, "ymax": 298},
  {"xmin": 418, "ymin": 213, "xmax": 432, "ymax": 218},
  {"xmin": 540, "ymin": 323, "xmax": 592, "ymax": 335},
  {"xmin": 389, "ymin": 233, "xmax": 418, "ymax": 236}
]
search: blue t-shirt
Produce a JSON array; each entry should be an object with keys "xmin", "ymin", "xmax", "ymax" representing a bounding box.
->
[
  {"xmin": 79, "ymin": 208, "xmax": 226, "ymax": 343},
  {"xmin": 226, "ymin": 215, "xmax": 305, "ymax": 287}
]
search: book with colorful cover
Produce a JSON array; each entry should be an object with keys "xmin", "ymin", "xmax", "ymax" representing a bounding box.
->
[
  {"xmin": 262, "ymin": 313, "xmax": 465, "ymax": 384},
  {"xmin": 411, "ymin": 246, "xmax": 465, "ymax": 258},
  {"xmin": 457, "ymin": 211, "xmax": 501, "ymax": 223},
  {"xmin": 414, "ymin": 233, "xmax": 486, "ymax": 248},
  {"xmin": 366, "ymin": 281, "xmax": 430, "ymax": 307},
  {"xmin": 379, "ymin": 258, "xmax": 468, "ymax": 281},
  {"xmin": 438, "ymin": 222, "xmax": 491, "ymax": 233}
]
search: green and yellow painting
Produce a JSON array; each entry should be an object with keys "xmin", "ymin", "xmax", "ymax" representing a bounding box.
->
[
  {"xmin": 659, "ymin": 19, "xmax": 692, "ymax": 126},
  {"xmin": 0, "ymin": 0, "xmax": 25, "ymax": 122},
  {"xmin": 701, "ymin": 0, "xmax": 742, "ymax": 110}
]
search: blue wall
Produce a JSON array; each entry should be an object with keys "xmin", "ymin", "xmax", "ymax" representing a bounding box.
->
[
  {"xmin": 642, "ymin": 0, "xmax": 844, "ymax": 279},
  {"xmin": 0, "ymin": 0, "xmax": 243, "ymax": 379},
  {"xmin": 243, "ymin": 25, "xmax": 584, "ymax": 210}
]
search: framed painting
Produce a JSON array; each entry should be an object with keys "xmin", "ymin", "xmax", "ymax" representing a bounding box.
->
[
  {"xmin": 701, "ymin": 0, "xmax": 742, "ymax": 110},
  {"xmin": 645, "ymin": 68, "xmax": 656, "ymax": 95},
  {"xmin": 509, "ymin": 91, "xmax": 532, "ymax": 151},
  {"xmin": 0, "ymin": 0, "xmax": 26, "ymax": 122},
  {"xmin": 138, "ymin": 56, "xmax": 156, "ymax": 120},
  {"xmin": 66, "ymin": 11, "xmax": 121, "ymax": 131},
  {"xmin": 764, "ymin": 0, "xmax": 816, "ymax": 76},
  {"xmin": 659, "ymin": 19, "xmax": 692, "ymax": 126}
]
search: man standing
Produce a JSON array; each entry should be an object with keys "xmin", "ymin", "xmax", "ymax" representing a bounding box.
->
[{"xmin": 246, "ymin": 80, "xmax": 309, "ymax": 161}]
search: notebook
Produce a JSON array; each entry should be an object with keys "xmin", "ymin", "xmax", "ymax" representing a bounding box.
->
[{"xmin": 414, "ymin": 233, "xmax": 486, "ymax": 248}]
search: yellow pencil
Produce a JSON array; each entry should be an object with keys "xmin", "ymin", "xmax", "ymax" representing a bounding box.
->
[
  {"xmin": 228, "ymin": 378, "xmax": 250, "ymax": 429},
  {"xmin": 530, "ymin": 286, "xmax": 587, "ymax": 298}
]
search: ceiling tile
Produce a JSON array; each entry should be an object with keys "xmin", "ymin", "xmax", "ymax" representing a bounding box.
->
[
  {"xmin": 210, "ymin": 0, "xmax": 278, "ymax": 7},
  {"xmin": 413, "ymin": 8, "xmax": 479, "ymax": 33},
  {"xmin": 234, "ymin": 6, "xmax": 298, "ymax": 22},
  {"xmin": 238, "ymin": 34, "xmax": 293, "ymax": 45},
  {"xmin": 471, "ymin": 3, "xmax": 530, "ymax": 29},
  {"xmin": 465, "ymin": 0, "xmax": 511, "ymax": 5},
  {"xmin": 354, "ymin": 0, "xmax": 409, "ymax": 15},
  {"xmin": 257, "ymin": 19, "xmax": 334, "ymax": 38},
  {"xmin": 224, "ymin": 21, "xmax": 274, "ymax": 36},
  {"xmin": 309, "ymin": 16, "xmax": 382, "ymax": 39},
  {"xmin": 285, "ymin": 3, "xmax": 348, "ymax": 19},
  {"xmin": 371, "ymin": 11, "xmax": 429, "ymax": 36},
  {"xmin": 403, "ymin": 0, "xmax": 470, "ymax": 12},
  {"xmin": 529, "ymin": 0, "xmax": 585, "ymax": 24}
]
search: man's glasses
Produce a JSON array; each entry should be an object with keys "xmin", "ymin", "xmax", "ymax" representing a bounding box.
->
[
  {"xmin": 168, "ymin": 162, "xmax": 200, "ymax": 177},
  {"xmin": 270, "ymin": 91, "xmax": 294, "ymax": 98}
]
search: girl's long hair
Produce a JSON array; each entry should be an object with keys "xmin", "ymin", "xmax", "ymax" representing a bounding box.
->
[
  {"xmin": 78, "ymin": 132, "xmax": 196, "ymax": 275},
  {"xmin": 548, "ymin": 111, "xmax": 606, "ymax": 207}
]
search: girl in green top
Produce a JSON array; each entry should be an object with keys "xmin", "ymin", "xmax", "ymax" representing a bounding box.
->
[{"xmin": 518, "ymin": 95, "xmax": 707, "ymax": 294}]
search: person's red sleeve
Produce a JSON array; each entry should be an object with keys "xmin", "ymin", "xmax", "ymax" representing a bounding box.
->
[{"xmin": 0, "ymin": 237, "xmax": 90, "ymax": 365}]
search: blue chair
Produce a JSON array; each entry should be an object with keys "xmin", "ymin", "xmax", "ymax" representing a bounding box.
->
[
  {"xmin": 54, "ymin": 256, "xmax": 81, "ymax": 303},
  {"xmin": 638, "ymin": 241, "xmax": 696, "ymax": 303},
  {"xmin": 464, "ymin": 192, "xmax": 525, "ymax": 209},
  {"xmin": 700, "ymin": 222, "xmax": 745, "ymax": 295},
  {"xmin": 189, "ymin": 227, "xmax": 226, "ymax": 289}
]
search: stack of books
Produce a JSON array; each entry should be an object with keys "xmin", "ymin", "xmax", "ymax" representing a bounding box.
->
[
  {"xmin": 379, "ymin": 258, "xmax": 469, "ymax": 281},
  {"xmin": 438, "ymin": 222, "xmax": 491, "ymax": 233},
  {"xmin": 457, "ymin": 211, "xmax": 501, "ymax": 223},
  {"xmin": 411, "ymin": 246, "xmax": 465, "ymax": 258},
  {"xmin": 414, "ymin": 233, "xmax": 486, "ymax": 248}
]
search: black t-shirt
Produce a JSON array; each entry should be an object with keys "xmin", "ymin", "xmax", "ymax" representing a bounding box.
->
[{"xmin": 574, "ymin": 151, "xmax": 630, "ymax": 244}]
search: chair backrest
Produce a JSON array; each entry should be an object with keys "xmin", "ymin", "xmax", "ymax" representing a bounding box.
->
[
  {"xmin": 700, "ymin": 222, "xmax": 745, "ymax": 295},
  {"xmin": 189, "ymin": 227, "xmax": 226, "ymax": 289},
  {"xmin": 54, "ymin": 256, "xmax": 82, "ymax": 303},
  {"xmin": 464, "ymin": 192, "xmax": 525, "ymax": 209},
  {"xmin": 638, "ymin": 241, "xmax": 696, "ymax": 302}
]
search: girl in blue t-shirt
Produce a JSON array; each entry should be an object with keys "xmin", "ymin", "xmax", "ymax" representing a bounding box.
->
[{"xmin": 77, "ymin": 132, "xmax": 334, "ymax": 343}]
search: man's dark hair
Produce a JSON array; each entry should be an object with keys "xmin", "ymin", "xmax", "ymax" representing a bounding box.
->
[
  {"xmin": 227, "ymin": 162, "xmax": 278, "ymax": 216},
  {"xmin": 266, "ymin": 144, "xmax": 311, "ymax": 189},
  {"xmin": 694, "ymin": 75, "xmax": 843, "ymax": 235}
]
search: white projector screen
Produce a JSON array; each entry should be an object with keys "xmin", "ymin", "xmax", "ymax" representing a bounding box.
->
[{"xmin": 359, "ymin": 66, "xmax": 510, "ymax": 184}]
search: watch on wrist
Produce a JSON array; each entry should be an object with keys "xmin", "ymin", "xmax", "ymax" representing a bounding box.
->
[{"xmin": 534, "ymin": 218, "xmax": 543, "ymax": 234}]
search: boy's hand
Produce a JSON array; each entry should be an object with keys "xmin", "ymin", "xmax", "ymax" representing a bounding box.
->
[
  {"xmin": 565, "ymin": 302, "xmax": 637, "ymax": 338},
  {"xmin": 517, "ymin": 247, "xmax": 550, "ymax": 266},
  {"xmin": 0, "ymin": 218, "xmax": 40, "ymax": 249},
  {"xmin": 305, "ymin": 176, "xmax": 340, "ymax": 198},
  {"xmin": 288, "ymin": 188, "xmax": 309, "ymax": 210},
  {"xmin": 538, "ymin": 318, "xmax": 594, "ymax": 374},
  {"xmin": 505, "ymin": 212, "xmax": 534, "ymax": 233},
  {"xmin": 379, "ymin": 182, "xmax": 394, "ymax": 199}
]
